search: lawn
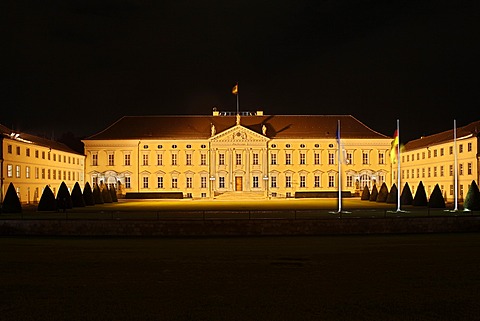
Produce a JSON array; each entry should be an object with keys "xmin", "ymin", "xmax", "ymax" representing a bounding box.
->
[{"xmin": 1, "ymin": 233, "xmax": 480, "ymax": 321}]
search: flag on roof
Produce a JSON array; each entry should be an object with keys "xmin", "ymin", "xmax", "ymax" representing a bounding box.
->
[{"xmin": 232, "ymin": 83, "xmax": 238, "ymax": 95}]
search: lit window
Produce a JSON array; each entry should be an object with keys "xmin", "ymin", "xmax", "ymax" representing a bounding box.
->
[
  {"xmin": 16, "ymin": 165, "xmax": 21, "ymax": 178},
  {"xmin": 157, "ymin": 177, "xmax": 163, "ymax": 188},
  {"xmin": 172, "ymin": 154, "xmax": 177, "ymax": 166},
  {"xmin": 186, "ymin": 177, "xmax": 193, "ymax": 188},
  {"xmin": 26, "ymin": 166, "xmax": 30, "ymax": 179},
  {"xmin": 125, "ymin": 177, "xmax": 131, "ymax": 188},
  {"xmin": 328, "ymin": 175, "xmax": 335, "ymax": 187},
  {"xmin": 286, "ymin": 176, "xmax": 291, "ymax": 188},
  {"xmin": 271, "ymin": 176, "xmax": 277, "ymax": 188},
  {"xmin": 253, "ymin": 176, "xmax": 259, "ymax": 188},
  {"xmin": 300, "ymin": 175, "xmax": 306, "ymax": 187},
  {"xmin": 314, "ymin": 175, "xmax": 320, "ymax": 187},
  {"xmin": 7, "ymin": 164, "xmax": 13, "ymax": 177},
  {"xmin": 201, "ymin": 177, "xmax": 207, "ymax": 188},
  {"xmin": 286, "ymin": 153, "xmax": 291, "ymax": 165},
  {"xmin": 219, "ymin": 177, "xmax": 225, "ymax": 188},
  {"xmin": 143, "ymin": 177, "xmax": 149, "ymax": 188},
  {"xmin": 172, "ymin": 178, "xmax": 178, "ymax": 188},
  {"xmin": 253, "ymin": 153, "xmax": 259, "ymax": 165}
]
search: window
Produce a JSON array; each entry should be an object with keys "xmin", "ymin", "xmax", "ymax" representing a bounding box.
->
[
  {"xmin": 219, "ymin": 177, "xmax": 225, "ymax": 188},
  {"xmin": 468, "ymin": 163, "xmax": 472, "ymax": 175},
  {"xmin": 143, "ymin": 177, "xmax": 149, "ymax": 188},
  {"xmin": 201, "ymin": 193, "xmax": 207, "ymax": 198},
  {"xmin": 328, "ymin": 152, "xmax": 335, "ymax": 165},
  {"xmin": 47, "ymin": 169, "xmax": 50, "ymax": 180},
  {"xmin": 468, "ymin": 143, "xmax": 472, "ymax": 152},
  {"xmin": 16, "ymin": 165, "xmax": 21, "ymax": 178},
  {"xmin": 253, "ymin": 176, "xmax": 259, "ymax": 188},
  {"xmin": 42, "ymin": 168, "xmax": 45, "ymax": 179},
  {"xmin": 440, "ymin": 148, "xmax": 444, "ymax": 156},
  {"xmin": 157, "ymin": 177, "xmax": 163, "ymax": 188},
  {"xmin": 7, "ymin": 164, "xmax": 13, "ymax": 177},
  {"xmin": 92, "ymin": 154, "xmax": 98, "ymax": 166},
  {"xmin": 7, "ymin": 145, "xmax": 12, "ymax": 154},
  {"xmin": 449, "ymin": 146, "xmax": 453, "ymax": 155},
  {"xmin": 300, "ymin": 153, "xmax": 306, "ymax": 165},
  {"xmin": 300, "ymin": 175, "xmax": 306, "ymax": 188},
  {"xmin": 143, "ymin": 154, "xmax": 149, "ymax": 166},
  {"xmin": 362, "ymin": 152, "xmax": 369, "ymax": 165},
  {"xmin": 378, "ymin": 152, "xmax": 384, "ymax": 165},
  {"xmin": 236, "ymin": 153, "xmax": 242, "ymax": 165},
  {"xmin": 108, "ymin": 154, "xmax": 114, "ymax": 166},
  {"xmin": 449, "ymin": 165, "xmax": 453, "ymax": 176},
  {"xmin": 172, "ymin": 154, "xmax": 177, "ymax": 165},
  {"xmin": 219, "ymin": 153, "xmax": 225, "ymax": 165},
  {"xmin": 440, "ymin": 166, "xmax": 444, "ymax": 177},
  {"xmin": 201, "ymin": 154, "xmax": 207, "ymax": 166},
  {"xmin": 346, "ymin": 152, "xmax": 352, "ymax": 164},
  {"xmin": 201, "ymin": 177, "xmax": 207, "ymax": 188},
  {"xmin": 186, "ymin": 154, "xmax": 192, "ymax": 165},
  {"xmin": 186, "ymin": 177, "xmax": 193, "ymax": 188},
  {"xmin": 16, "ymin": 146, "xmax": 20, "ymax": 155},
  {"xmin": 172, "ymin": 178, "xmax": 178, "ymax": 189},
  {"xmin": 271, "ymin": 176, "xmax": 277, "ymax": 188},
  {"xmin": 26, "ymin": 148, "xmax": 30, "ymax": 157},
  {"xmin": 35, "ymin": 167, "xmax": 39, "ymax": 179},
  {"xmin": 125, "ymin": 177, "xmax": 131, "ymax": 188},
  {"xmin": 314, "ymin": 153, "xmax": 320, "ymax": 165},
  {"xmin": 286, "ymin": 153, "xmax": 291, "ymax": 165},
  {"xmin": 253, "ymin": 153, "xmax": 259, "ymax": 165},
  {"xmin": 42, "ymin": 151, "xmax": 45, "ymax": 159},
  {"xmin": 434, "ymin": 150, "xmax": 437, "ymax": 157},
  {"xmin": 314, "ymin": 175, "xmax": 320, "ymax": 188},
  {"xmin": 459, "ymin": 164, "xmax": 463, "ymax": 175},
  {"xmin": 271, "ymin": 153, "xmax": 277, "ymax": 165},
  {"xmin": 157, "ymin": 154, "xmax": 163, "ymax": 166},
  {"xmin": 124, "ymin": 154, "xmax": 131, "ymax": 166},
  {"xmin": 346, "ymin": 175, "xmax": 353, "ymax": 188},
  {"xmin": 459, "ymin": 144, "xmax": 463, "ymax": 153},
  {"xmin": 328, "ymin": 175, "xmax": 335, "ymax": 187},
  {"xmin": 26, "ymin": 166, "xmax": 30, "ymax": 179},
  {"xmin": 35, "ymin": 150, "xmax": 39, "ymax": 158},
  {"xmin": 286, "ymin": 176, "xmax": 292, "ymax": 188}
]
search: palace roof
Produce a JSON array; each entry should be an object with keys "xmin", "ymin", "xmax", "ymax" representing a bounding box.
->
[
  {"xmin": 84, "ymin": 114, "xmax": 390, "ymax": 141},
  {"xmin": 0, "ymin": 124, "xmax": 82, "ymax": 155},
  {"xmin": 404, "ymin": 120, "xmax": 480, "ymax": 151}
]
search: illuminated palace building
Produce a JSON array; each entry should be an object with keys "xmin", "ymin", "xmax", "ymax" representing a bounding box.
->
[
  {"xmin": 0, "ymin": 124, "xmax": 85, "ymax": 204},
  {"xmin": 82, "ymin": 112, "xmax": 394, "ymax": 199}
]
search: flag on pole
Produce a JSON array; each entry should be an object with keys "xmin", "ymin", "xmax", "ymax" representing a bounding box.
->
[
  {"xmin": 390, "ymin": 129, "xmax": 399, "ymax": 163},
  {"xmin": 232, "ymin": 83, "xmax": 238, "ymax": 95}
]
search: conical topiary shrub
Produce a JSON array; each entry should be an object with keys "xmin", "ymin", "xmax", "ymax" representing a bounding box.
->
[
  {"xmin": 428, "ymin": 184, "xmax": 446, "ymax": 208},
  {"xmin": 37, "ymin": 185, "xmax": 57, "ymax": 211},
  {"xmin": 102, "ymin": 186, "xmax": 112, "ymax": 203},
  {"xmin": 369, "ymin": 184, "xmax": 378, "ymax": 201},
  {"xmin": 2, "ymin": 182, "xmax": 22, "ymax": 213},
  {"xmin": 361, "ymin": 185, "xmax": 370, "ymax": 200},
  {"xmin": 464, "ymin": 180, "xmax": 480, "ymax": 211},
  {"xmin": 56, "ymin": 181, "xmax": 73, "ymax": 210},
  {"xmin": 71, "ymin": 182, "xmax": 86, "ymax": 207},
  {"xmin": 386, "ymin": 183, "xmax": 398, "ymax": 204},
  {"xmin": 93, "ymin": 184, "xmax": 104, "ymax": 204},
  {"xmin": 83, "ymin": 182, "xmax": 95, "ymax": 206},
  {"xmin": 413, "ymin": 181, "xmax": 428, "ymax": 206},
  {"xmin": 401, "ymin": 182, "xmax": 413, "ymax": 205},
  {"xmin": 109, "ymin": 185, "xmax": 118, "ymax": 202},
  {"xmin": 376, "ymin": 182, "xmax": 389, "ymax": 202}
]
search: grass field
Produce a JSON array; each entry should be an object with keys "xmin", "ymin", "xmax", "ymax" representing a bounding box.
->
[{"xmin": 1, "ymin": 233, "xmax": 480, "ymax": 321}]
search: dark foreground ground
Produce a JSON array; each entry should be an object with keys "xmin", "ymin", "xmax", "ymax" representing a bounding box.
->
[{"xmin": 1, "ymin": 233, "xmax": 480, "ymax": 321}]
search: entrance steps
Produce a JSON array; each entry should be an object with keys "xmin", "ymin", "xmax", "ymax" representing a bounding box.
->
[{"xmin": 214, "ymin": 191, "xmax": 266, "ymax": 200}]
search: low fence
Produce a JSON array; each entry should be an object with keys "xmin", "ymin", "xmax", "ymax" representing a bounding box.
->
[{"xmin": 1, "ymin": 211, "xmax": 479, "ymax": 236}]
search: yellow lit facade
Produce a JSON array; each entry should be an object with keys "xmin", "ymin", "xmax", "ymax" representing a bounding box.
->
[
  {"xmin": 1, "ymin": 124, "xmax": 85, "ymax": 204},
  {"xmin": 82, "ymin": 113, "xmax": 394, "ymax": 199},
  {"xmin": 396, "ymin": 121, "xmax": 480, "ymax": 203}
]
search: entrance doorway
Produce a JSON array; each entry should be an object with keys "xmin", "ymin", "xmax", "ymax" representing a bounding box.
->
[{"xmin": 235, "ymin": 176, "xmax": 243, "ymax": 191}]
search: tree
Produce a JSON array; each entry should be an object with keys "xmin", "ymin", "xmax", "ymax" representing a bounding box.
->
[
  {"xmin": 93, "ymin": 184, "xmax": 104, "ymax": 204},
  {"xmin": 2, "ymin": 182, "xmax": 22, "ymax": 213},
  {"xmin": 413, "ymin": 181, "xmax": 428, "ymax": 206},
  {"xmin": 400, "ymin": 182, "xmax": 413, "ymax": 205},
  {"xmin": 464, "ymin": 180, "xmax": 480, "ymax": 211},
  {"xmin": 83, "ymin": 182, "xmax": 95, "ymax": 206},
  {"xmin": 37, "ymin": 185, "xmax": 57, "ymax": 211},
  {"xmin": 102, "ymin": 186, "xmax": 113, "ymax": 203},
  {"xmin": 361, "ymin": 185, "xmax": 370, "ymax": 201},
  {"xmin": 369, "ymin": 184, "xmax": 378, "ymax": 201},
  {"xmin": 376, "ymin": 182, "xmax": 389, "ymax": 202},
  {"xmin": 386, "ymin": 183, "xmax": 398, "ymax": 204},
  {"xmin": 428, "ymin": 184, "xmax": 446, "ymax": 208},
  {"xmin": 109, "ymin": 185, "xmax": 118, "ymax": 202},
  {"xmin": 71, "ymin": 182, "xmax": 86, "ymax": 207},
  {"xmin": 56, "ymin": 181, "xmax": 73, "ymax": 210}
]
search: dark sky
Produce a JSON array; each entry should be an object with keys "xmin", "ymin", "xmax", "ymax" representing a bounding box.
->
[{"xmin": 3, "ymin": 0, "xmax": 480, "ymax": 142}]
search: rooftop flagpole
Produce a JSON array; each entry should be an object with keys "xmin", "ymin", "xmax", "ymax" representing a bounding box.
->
[
  {"xmin": 232, "ymin": 82, "xmax": 239, "ymax": 114},
  {"xmin": 337, "ymin": 119, "xmax": 342, "ymax": 213}
]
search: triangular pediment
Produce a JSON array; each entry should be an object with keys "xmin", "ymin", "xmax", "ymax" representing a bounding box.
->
[{"xmin": 210, "ymin": 125, "xmax": 269, "ymax": 143}]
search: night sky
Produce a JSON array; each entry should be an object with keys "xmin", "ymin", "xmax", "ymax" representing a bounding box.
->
[{"xmin": 3, "ymin": 0, "xmax": 479, "ymax": 143}]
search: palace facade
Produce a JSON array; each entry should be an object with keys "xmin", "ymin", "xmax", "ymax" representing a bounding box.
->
[
  {"xmin": 398, "ymin": 120, "xmax": 480, "ymax": 203},
  {"xmin": 0, "ymin": 124, "xmax": 85, "ymax": 204},
  {"xmin": 82, "ymin": 112, "xmax": 393, "ymax": 199}
]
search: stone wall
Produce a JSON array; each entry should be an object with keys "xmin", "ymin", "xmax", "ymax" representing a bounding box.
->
[{"xmin": 1, "ymin": 216, "xmax": 480, "ymax": 236}]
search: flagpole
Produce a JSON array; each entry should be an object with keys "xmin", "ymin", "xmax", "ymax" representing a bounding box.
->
[
  {"xmin": 236, "ymin": 82, "xmax": 239, "ymax": 115},
  {"xmin": 396, "ymin": 119, "xmax": 401, "ymax": 212},
  {"xmin": 453, "ymin": 119, "xmax": 458, "ymax": 211},
  {"xmin": 338, "ymin": 119, "xmax": 342, "ymax": 213}
]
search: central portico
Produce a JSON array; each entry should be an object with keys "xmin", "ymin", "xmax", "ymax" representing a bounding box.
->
[{"xmin": 209, "ymin": 120, "xmax": 270, "ymax": 197}]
